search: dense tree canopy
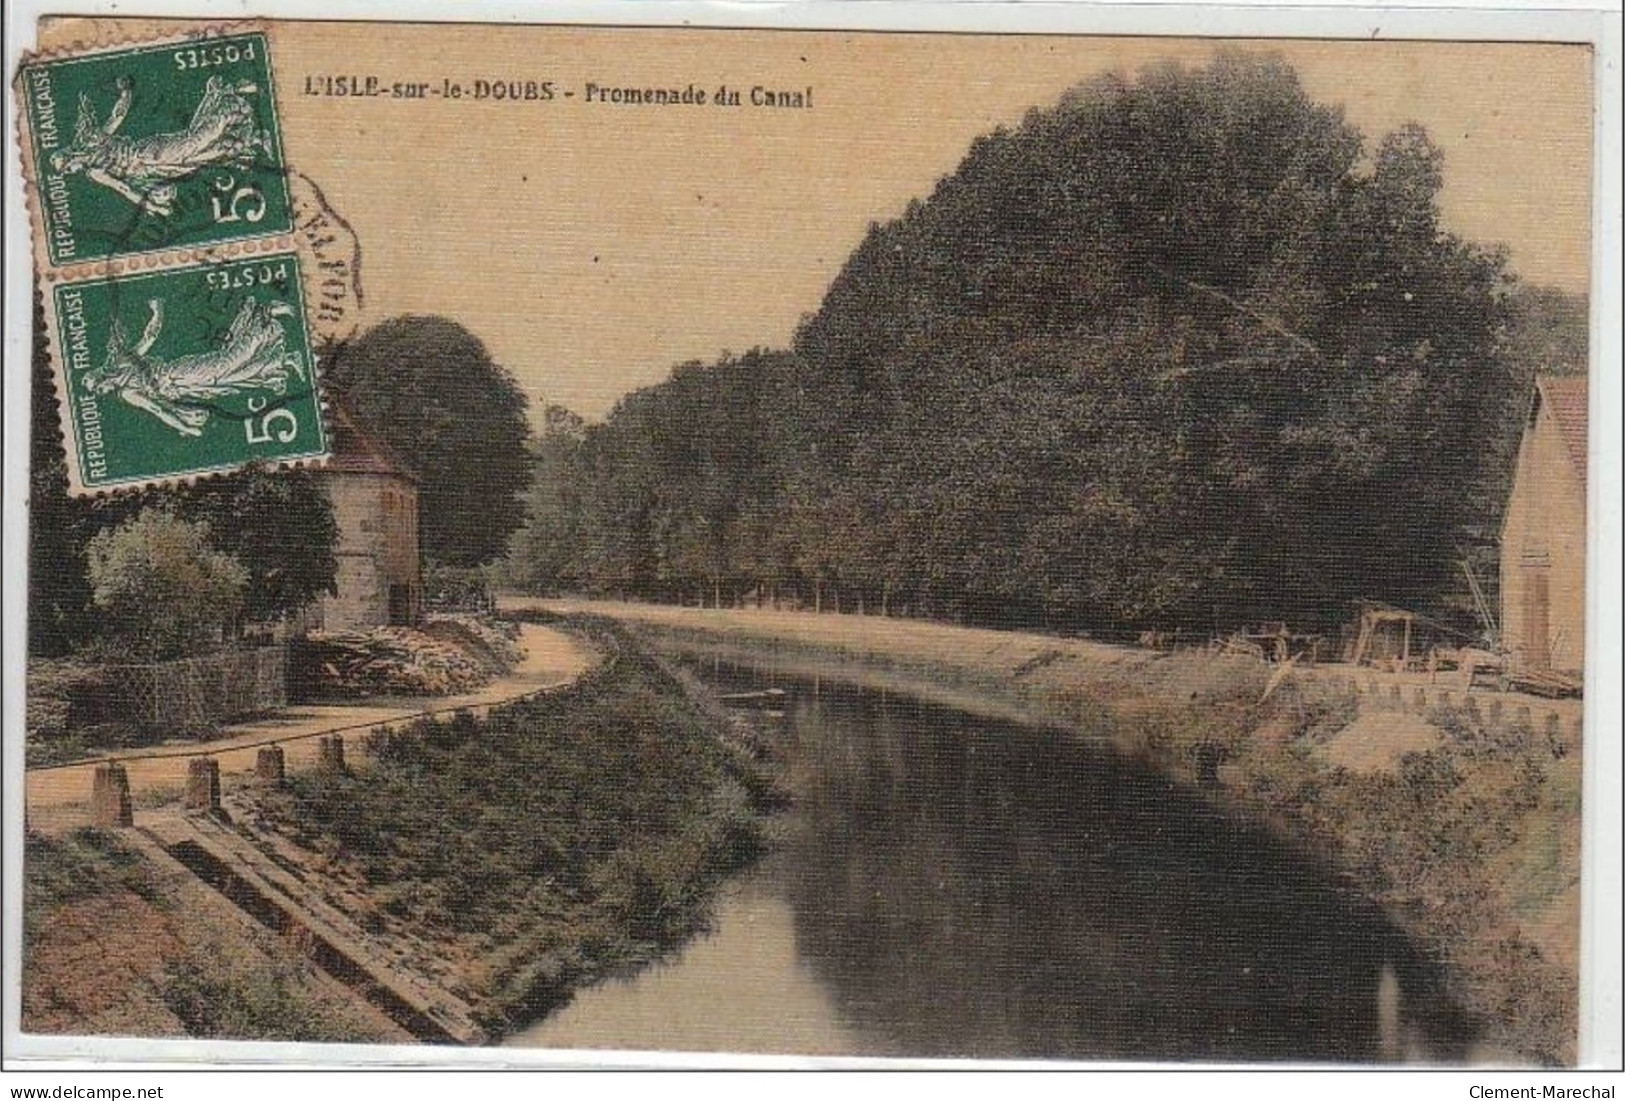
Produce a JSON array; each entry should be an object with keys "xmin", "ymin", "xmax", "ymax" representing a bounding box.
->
[
  {"xmin": 502, "ymin": 404, "xmax": 589, "ymax": 594},
  {"xmin": 509, "ymin": 53, "xmax": 1566, "ymax": 634},
  {"xmin": 325, "ymin": 315, "xmax": 531, "ymax": 568}
]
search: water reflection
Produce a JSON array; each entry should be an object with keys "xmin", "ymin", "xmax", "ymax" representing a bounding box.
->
[
  {"xmin": 518, "ymin": 870, "xmax": 876, "ymax": 1056},
  {"xmin": 514, "ymin": 662, "xmax": 1476, "ymax": 1062}
]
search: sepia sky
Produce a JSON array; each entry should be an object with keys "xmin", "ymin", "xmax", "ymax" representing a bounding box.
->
[{"xmin": 41, "ymin": 21, "xmax": 1597, "ymax": 420}]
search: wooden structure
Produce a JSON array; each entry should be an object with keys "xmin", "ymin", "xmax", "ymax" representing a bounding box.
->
[
  {"xmin": 1500, "ymin": 376, "xmax": 1587, "ymax": 679},
  {"xmin": 1227, "ymin": 622, "xmax": 1325, "ymax": 664},
  {"xmin": 1347, "ymin": 601, "xmax": 1495, "ymax": 682},
  {"xmin": 315, "ymin": 402, "xmax": 423, "ymax": 631},
  {"xmin": 1349, "ymin": 605, "xmax": 1418, "ymax": 672}
]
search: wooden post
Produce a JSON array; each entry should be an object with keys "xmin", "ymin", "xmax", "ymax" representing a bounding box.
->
[
  {"xmin": 184, "ymin": 757, "xmax": 221, "ymax": 812},
  {"xmin": 318, "ymin": 734, "xmax": 346, "ymax": 772},
  {"xmin": 256, "ymin": 746, "xmax": 286, "ymax": 783},
  {"xmin": 1545, "ymin": 713, "xmax": 1566, "ymax": 758},
  {"xmin": 91, "ymin": 764, "xmax": 133, "ymax": 828},
  {"xmin": 1352, "ymin": 611, "xmax": 1375, "ymax": 668}
]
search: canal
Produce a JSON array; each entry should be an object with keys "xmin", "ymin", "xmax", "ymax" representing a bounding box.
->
[{"xmin": 511, "ymin": 658, "xmax": 1476, "ymax": 1062}]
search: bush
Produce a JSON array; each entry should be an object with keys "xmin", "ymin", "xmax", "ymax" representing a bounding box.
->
[
  {"xmin": 85, "ymin": 510, "xmax": 247, "ymax": 660},
  {"xmin": 423, "ymin": 563, "xmax": 495, "ymax": 613},
  {"xmin": 23, "ymin": 830, "xmax": 163, "ymax": 952},
  {"xmin": 26, "ymin": 661, "xmax": 111, "ymax": 737}
]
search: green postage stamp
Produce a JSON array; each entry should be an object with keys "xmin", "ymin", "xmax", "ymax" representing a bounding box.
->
[
  {"xmin": 17, "ymin": 26, "xmax": 328, "ymax": 493},
  {"xmin": 20, "ymin": 30, "xmax": 293, "ymax": 265},
  {"xmin": 50, "ymin": 253, "xmax": 327, "ymax": 492}
]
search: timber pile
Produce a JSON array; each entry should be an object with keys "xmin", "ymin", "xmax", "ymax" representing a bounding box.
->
[
  {"xmin": 1506, "ymin": 668, "xmax": 1583, "ymax": 699},
  {"xmin": 420, "ymin": 614, "xmax": 524, "ymax": 673},
  {"xmin": 301, "ymin": 627, "xmax": 495, "ymax": 697}
]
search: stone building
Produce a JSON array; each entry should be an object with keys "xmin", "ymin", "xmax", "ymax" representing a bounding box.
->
[
  {"xmin": 1499, "ymin": 375, "xmax": 1587, "ymax": 676},
  {"xmin": 315, "ymin": 401, "xmax": 422, "ymax": 631}
]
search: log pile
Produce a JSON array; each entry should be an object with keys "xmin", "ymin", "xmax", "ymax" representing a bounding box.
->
[
  {"xmin": 419, "ymin": 614, "xmax": 524, "ymax": 673},
  {"xmin": 301, "ymin": 627, "xmax": 496, "ymax": 697},
  {"xmin": 1506, "ymin": 668, "xmax": 1583, "ymax": 699}
]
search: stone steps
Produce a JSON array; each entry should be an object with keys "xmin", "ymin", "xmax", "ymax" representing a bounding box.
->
[{"xmin": 138, "ymin": 810, "xmax": 488, "ymax": 1046}]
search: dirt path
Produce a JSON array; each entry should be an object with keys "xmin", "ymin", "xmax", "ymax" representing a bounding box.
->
[
  {"xmin": 502, "ymin": 596, "xmax": 1150, "ymax": 671},
  {"xmin": 507, "ymin": 597, "xmax": 1582, "ymax": 721},
  {"xmin": 26, "ymin": 622, "xmax": 596, "ymax": 828}
]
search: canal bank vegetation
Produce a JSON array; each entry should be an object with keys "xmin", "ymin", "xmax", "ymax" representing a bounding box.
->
[
  {"xmin": 575, "ymin": 603, "xmax": 1580, "ymax": 1065},
  {"xmin": 240, "ymin": 618, "xmax": 780, "ymax": 1038},
  {"xmin": 22, "ymin": 829, "xmax": 392, "ymax": 1043}
]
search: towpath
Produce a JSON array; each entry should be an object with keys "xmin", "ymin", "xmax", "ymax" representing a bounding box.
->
[{"xmin": 26, "ymin": 622, "xmax": 596, "ymax": 830}]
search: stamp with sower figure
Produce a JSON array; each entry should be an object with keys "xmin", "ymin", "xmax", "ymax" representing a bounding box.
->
[
  {"xmin": 20, "ymin": 30, "xmax": 292, "ymax": 265},
  {"xmin": 17, "ymin": 27, "xmax": 329, "ymax": 494},
  {"xmin": 53, "ymin": 253, "xmax": 327, "ymax": 492}
]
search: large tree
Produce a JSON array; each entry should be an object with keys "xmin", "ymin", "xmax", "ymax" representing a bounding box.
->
[
  {"xmin": 504, "ymin": 403, "xmax": 590, "ymax": 594},
  {"xmin": 324, "ymin": 316, "xmax": 531, "ymax": 568},
  {"xmin": 788, "ymin": 51, "xmax": 1513, "ymax": 627}
]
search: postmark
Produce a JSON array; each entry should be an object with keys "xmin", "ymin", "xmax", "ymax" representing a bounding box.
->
[
  {"xmin": 289, "ymin": 168, "xmax": 364, "ymax": 348},
  {"xmin": 18, "ymin": 30, "xmax": 292, "ymax": 267},
  {"xmin": 49, "ymin": 252, "xmax": 327, "ymax": 493}
]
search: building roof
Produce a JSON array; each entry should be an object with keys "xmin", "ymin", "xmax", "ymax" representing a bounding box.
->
[
  {"xmin": 324, "ymin": 398, "xmax": 418, "ymax": 482},
  {"xmin": 1537, "ymin": 375, "xmax": 1589, "ymax": 492}
]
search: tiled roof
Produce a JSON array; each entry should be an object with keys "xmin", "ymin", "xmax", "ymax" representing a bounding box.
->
[
  {"xmin": 324, "ymin": 399, "xmax": 417, "ymax": 481},
  {"xmin": 1538, "ymin": 375, "xmax": 1589, "ymax": 492}
]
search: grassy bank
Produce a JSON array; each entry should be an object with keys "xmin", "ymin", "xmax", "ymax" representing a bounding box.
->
[
  {"xmin": 531, "ymin": 600, "xmax": 1580, "ymax": 1066},
  {"xmin": 23, "ymin": 829, "xmax": 393, "ymax": 1043},
  {"xmin": 241, "ymin": 617, "xmax": 780, "ymax": 1038}
]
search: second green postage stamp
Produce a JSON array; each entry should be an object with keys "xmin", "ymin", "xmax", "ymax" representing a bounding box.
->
[{"xmin": 52, "ymin": 253, "xmax": 328, "ymax": 492}]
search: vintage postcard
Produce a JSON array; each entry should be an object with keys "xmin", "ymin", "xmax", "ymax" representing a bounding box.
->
[{"xmin": 5, "ymin": 4, "xmax": 1616, "ymax": 1073}]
